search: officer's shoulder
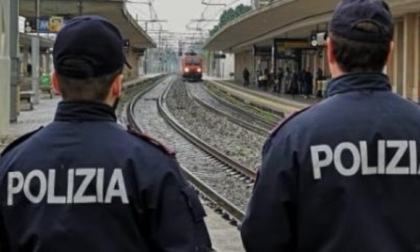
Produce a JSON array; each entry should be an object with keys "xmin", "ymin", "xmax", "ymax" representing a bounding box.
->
[
  {"xmin": 269, "ymin": 105, "xmax": 314, "ymax": 138},
  {"xmin": 1, "ymin": 127, "xmax": 44, "ymax": 157},
  {"xmin": 125, "ymin": 125, "xmax": 175, "ymax": 156}
]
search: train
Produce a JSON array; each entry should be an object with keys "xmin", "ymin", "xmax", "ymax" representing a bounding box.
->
[{"xmin": 181, "ymin": 52, "xmax": 203, "ymax": 81}]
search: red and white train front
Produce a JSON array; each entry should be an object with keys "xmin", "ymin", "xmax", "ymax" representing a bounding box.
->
[{"xmin": 181, "ymin": 53, "xmax": 203, "ymax": 81}]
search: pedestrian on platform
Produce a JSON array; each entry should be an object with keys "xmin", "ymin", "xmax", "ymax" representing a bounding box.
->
[
  {"xmin": 256, "ymin": 70, "xmax": 262, "ymax": 88},
  {"xmin": 285, "ymin": 67, "xmax": 292, "ymax": 94},
  {"xmin": 262, "ymin": 68, "xmax": 269, "ymax": 91},
  {"xmin": 241, "ymin": 1, "xmax": 420, "ymax": 251},
  {"xmin": 289, "ymin": 70, "xmax": 299, "ymax": 98},
  {"xmin": 316, "ymin": 67, "xmax": 324, "ymax": 98},
  {"xmin": 277, "ymin": 67, "xmax": 284, "ymax": 94},
  {"xmin": 0, "ymin": 15, "xmax": 212, "ymax": 252},
  {"xmin": 304, "ymin": 69, "xmax": 313, "ymax": 98},
  {"xmin": 243, "ymin": 67, "xmax": 250, "ymax": 87}
]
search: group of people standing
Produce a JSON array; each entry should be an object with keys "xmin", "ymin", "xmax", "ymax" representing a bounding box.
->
[{"xmin": 243, "ymin": 67, "xmax": 326, "ymax": 98}]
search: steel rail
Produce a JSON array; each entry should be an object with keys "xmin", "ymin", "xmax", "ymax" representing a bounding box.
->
[
  {"xmin": 186, "ymin": 83, "xmax": 270, "ymax": 136},
  {"xmin": 158, "ymin": 80, "xmax": 257, "ymax": 180},
  {"xmin": 126, "ymin": 76, "xmax": 248, "ymax": 224},
  {"xmin": 204, "ymin": 81, "xmax": 280, "ymax": 128}
]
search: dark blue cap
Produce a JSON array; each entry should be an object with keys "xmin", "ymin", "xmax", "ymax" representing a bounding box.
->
[
  {"xmin": 329, "ymin": 0, "xmax": 394, "ymax": 43},
  {"xmin": 53, "ymin": 15, "xmax": 131, "ymax": 79}
]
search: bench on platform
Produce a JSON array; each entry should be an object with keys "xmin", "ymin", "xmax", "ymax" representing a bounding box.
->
[
  {"xmin": 20, "ymin": 91, "xmax": 35, "ymax": 111},
  {"xmin": 19, "ymin": 81, "xmax": 35, "ymax": 111}
]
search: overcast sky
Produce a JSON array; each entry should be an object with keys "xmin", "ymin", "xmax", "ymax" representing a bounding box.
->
[{"xmin": 127, "ymin": 0, "xmax": 250, "ymax": 34}]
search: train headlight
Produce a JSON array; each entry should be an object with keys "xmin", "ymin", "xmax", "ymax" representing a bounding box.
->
[
  {"xmin": 184, "ymin": 67, "xmax": 190, "ymax": 73},
  {"xmin": 197, "ymin": 68, "xmax": 202, "ymax": 73}
]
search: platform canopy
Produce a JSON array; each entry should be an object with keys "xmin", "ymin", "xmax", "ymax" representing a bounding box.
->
[
  {"xmin": 19, "ymin": 0, "xmax": 156, "ymax": 49},
  {"xmin": 203, "ymin": 0, "xmax": 420, "ymax": 53}
]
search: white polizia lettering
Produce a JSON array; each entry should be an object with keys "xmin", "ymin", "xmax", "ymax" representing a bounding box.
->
[
  {"xmin": 7, "ymin": 168, "xmax": 129, "ymax": 206},
  {"xmin": 311, "ymin": 140, "xmax": 419, "ymax": 179},
  {"xmin": 73, "ymin": 169, "xmax": 97, "ymax": 204},
  {"xmin": 311, "ymin": 145, "xmax": 333, "ymax": 179}
]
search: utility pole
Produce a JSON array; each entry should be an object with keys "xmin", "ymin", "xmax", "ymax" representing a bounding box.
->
[
  {"xmin": 144, "ymin": 21, "xmax": 148, "ymax": 74},
  {"xmin": 9, "ymin": 0, "xmax": 19, "ymax": 122},
  {"xmin": 0, "ymin": 0, "xmax": 11, "ymax": 135}
]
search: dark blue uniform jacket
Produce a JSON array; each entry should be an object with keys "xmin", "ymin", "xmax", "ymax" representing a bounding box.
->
[
  {"xmin": 241, "ymin": 73, "xmax": 420, "ymax": 252},
  {"xmin": 0, "ymin": 101, "xmax": 212, "ymax": 252}
]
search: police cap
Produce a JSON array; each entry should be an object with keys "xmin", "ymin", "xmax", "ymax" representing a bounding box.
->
[
  {"xmin": 53, "ymin": 15, "xmax": 131, "ymax": 79},
  {"xmin": 329, "ymin": 0, "xmax": 394, "ymax": 43}
]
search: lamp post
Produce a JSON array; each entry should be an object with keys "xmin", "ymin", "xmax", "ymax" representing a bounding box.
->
[
  {"xmin": 31, "ymin": 0, "xmax": 41, "ymax": 104},
  {"xmin": 0, "ymin": 0, "xmax": 11, "ymax": 135},
  {"xmin": 9, "ymin": 0, "xmax": 19, "ymax": 122}
]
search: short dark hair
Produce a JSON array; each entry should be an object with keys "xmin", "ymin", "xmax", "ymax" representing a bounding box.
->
[
  {"xmin": 56, "ymin": 59, "xmax": 123, "ymax": 101},
  {"xmin": 331, "ymin": 22, "xmax": 392, "ymax": 73}
]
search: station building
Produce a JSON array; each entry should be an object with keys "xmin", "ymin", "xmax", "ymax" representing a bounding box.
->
[{"xmin": 204, "ymin": 0, "xmax": 420, "ymax": 102}]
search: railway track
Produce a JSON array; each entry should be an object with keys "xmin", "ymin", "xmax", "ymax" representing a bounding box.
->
[
  {"xmin": 126, "ymin": 75, "xmax": 256, "ymax": 225},
  {"xmin": 186, "ymin": 82, "xmax": 270, "ymax": 136},
  {"xmin": 203, "ymin": 81, "xmax": 281, "ymax": 128},
  {"xmin": 118, "ymin": 76, "xmax": 165, "ymax": 124}
]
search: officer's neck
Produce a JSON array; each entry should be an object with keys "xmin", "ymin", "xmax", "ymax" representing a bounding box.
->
[
  {"xmin": 330, "ymin": 64, "xmax": 344, "ymax": 79},
  {"xmin": 55, "ymin": 100, "xmax": 117, "ymax": 122}
]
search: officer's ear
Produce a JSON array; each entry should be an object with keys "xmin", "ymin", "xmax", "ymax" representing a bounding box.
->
[
  {"xmin": 326, "ymin": 36, "xmax": 336, "ymax": 65},
  {"xmin": 110, "ymin": 74, "xmax": 123, "ymax": 97},
  {"xmin": 51, "ymin": 71, "xmax": 61, "ymax": 94}
]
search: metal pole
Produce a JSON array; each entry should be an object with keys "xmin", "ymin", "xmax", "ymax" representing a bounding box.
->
[
  {"xmin": 32, "ymin": 0, "xmax": 40, "ymax": 104},
  {"xmin": 144, "ymin": 22, "xmax": 148, "ymax": 75},
  {"xmin": 158, "ymin": 31, "xmax": 161, "ymax": 73},
  {"xmin": 31, "ymin": 37, "xmax": 40, "ymax": 104},
  {"xmin": 0, "ymin": 0, "xmax": 11, "ymax": 135},
  {"xmin": 9, "ymin": 0, "xmax": 20, "ymax": 122}
]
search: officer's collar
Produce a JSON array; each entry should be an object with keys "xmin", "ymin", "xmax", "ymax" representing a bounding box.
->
[
  {"xmin": 326, "ymin": 72, "xmax": 392, "ymax": 97},
  {"xmin": 54, "ymin": 100, "xmax": 117, "ymax": 122}
]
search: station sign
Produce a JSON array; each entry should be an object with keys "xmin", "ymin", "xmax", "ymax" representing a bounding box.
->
[
  {"xmin": 49, "ymin": 16, "xmax": 64, "ymax": 32},
  {"xmin": 275, "ymin": 39, "xmax": 313, "ymax": 54},
  {"xmin": 25, "ymin": 15, "xmax": 70, "ymax": 33},
  {"xmin": 213, "ymin": 53, "xmax": 226, "ymax": 59}
]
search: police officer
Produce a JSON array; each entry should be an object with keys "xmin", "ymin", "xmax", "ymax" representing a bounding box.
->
[
  {"xmin": 241, "ymin": 0, "xmax": 420, "ymax": 251},
  {"xmin": 0, "ymin": 15, "xmax": 212, "ymax": 252}
]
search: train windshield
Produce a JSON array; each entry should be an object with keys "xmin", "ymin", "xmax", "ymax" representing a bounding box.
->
[{"xmin": 185, "ymin": 57, "xmax": 201, "ymax": 65}]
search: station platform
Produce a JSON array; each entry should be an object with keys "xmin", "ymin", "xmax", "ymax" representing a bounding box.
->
[
  {"xmin": 204, "ymin": 205, "xmax": 244, "ymax": 252},
  {"xmin": 206, "ymin": 78, "xmax": 321, "ymax": 115}
]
